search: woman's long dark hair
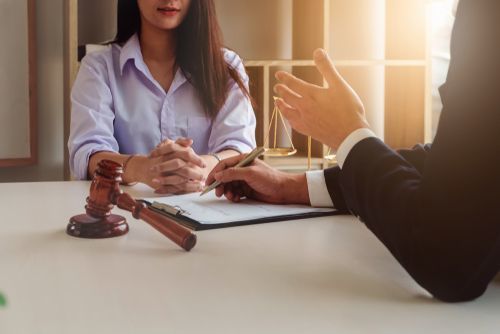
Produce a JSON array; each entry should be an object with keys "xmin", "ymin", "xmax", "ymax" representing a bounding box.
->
[{"xmin": 114, "ymin": 0, "xmax": 250, "ymax": 118}]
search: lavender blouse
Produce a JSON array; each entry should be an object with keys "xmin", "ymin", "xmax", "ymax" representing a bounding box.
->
[{"xmin": 68, "ymin": 34, "xmax": 256, "ymax": 179}]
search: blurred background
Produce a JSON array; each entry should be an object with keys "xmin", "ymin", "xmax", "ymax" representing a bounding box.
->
[{"xmin": 0, "ymin": 0, "xmax": 457, "ymax": 181}]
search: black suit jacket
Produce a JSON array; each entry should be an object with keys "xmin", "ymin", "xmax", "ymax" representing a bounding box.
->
[{"xmin": 324, "ymin": 0, "xmax": 500, "ymax": 302}]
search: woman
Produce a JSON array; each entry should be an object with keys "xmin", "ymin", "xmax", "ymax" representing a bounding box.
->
[{"xmin": 68, "ymin": 0, "xmax": 256, "ymax": 194}]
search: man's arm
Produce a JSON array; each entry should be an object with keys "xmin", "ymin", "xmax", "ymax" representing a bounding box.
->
[
  {"xmin": 332, "ymin": 0, "xmax": 500, "ymax": 302},
  {"xmin": 273, "ymin": 0, "xmax": 500, "ymax": 301},
  {"xmin": 320, "ymin": 142, "xmax": 431, "ymax": 211},
  {"xmin": 209, "ymin": 0, "xmax": 500, "ymax": 302}
]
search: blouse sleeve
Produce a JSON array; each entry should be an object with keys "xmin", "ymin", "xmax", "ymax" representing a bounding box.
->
[
  {"xmin": 208, "ymin": 50, "xmax": 256, "ymax": 154},
  {"xmin": 68, "ymin": 53, "xmax": 119, "ymax": 180}
]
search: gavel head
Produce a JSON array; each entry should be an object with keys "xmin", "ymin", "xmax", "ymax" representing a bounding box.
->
[
  {"xmin": 85, "ymin": 160, "xmax": 124, "ymax": 218},
  {"xmin": 68, "ymin": 160, "xmax": 129, "ymax": 239},
  {"xmin": 69, "ymin": 159, "xmax": 195, "ymax": 250}
]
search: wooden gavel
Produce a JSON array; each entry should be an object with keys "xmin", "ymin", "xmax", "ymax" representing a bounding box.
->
[{"xmin": 67, "ymin": 160, "xmax": 197, "ymax": 251}]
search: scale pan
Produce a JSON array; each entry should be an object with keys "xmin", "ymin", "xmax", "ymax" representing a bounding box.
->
[
  {"xmin": 264, "ymin": 148, "xmax": 297, "ymax": 157},
  {"xmin": 324, "ymin": 154, "xmax": 337, "ymax": 162}
]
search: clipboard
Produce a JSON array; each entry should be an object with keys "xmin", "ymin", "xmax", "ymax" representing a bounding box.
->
[{"xmin": 141, "ymin": 192, "xmax": 339, "ymax": 231}]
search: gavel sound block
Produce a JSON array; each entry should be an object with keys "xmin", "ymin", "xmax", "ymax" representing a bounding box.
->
[{"xmin": 67, "ymin": 160, "xmax": 197, "ymax": 251}]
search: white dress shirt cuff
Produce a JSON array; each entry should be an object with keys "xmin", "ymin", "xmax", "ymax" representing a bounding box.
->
[
  {"xmin": 306, "ymin": 170, "xmax": 334, "ymax": 208},
  {"xmin": 336, "ymin": 128, "xmax": 377, "ymax": 169}
]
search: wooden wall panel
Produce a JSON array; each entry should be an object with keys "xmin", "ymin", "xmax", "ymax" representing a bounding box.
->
[
  {"xmin": 0, "ymin": 0, "xmax": 37, "ymax": 167},
  {"xmin": 292, "ymin": 0, "xmax": 328, "ymax": 160},
  {"xmin": 386, "ymin": 0, "xmax": 427, "ymax": 60},
  {"xmin": 63, "ymin": 0, "xmax": 78, "ymax": 179},
  {"xmin": 385, "ymin": 67, "xmax": 426, "ymax": 149},
  {"xmin": 246, "ymin": 67, "xmax": 264, "ymax": 147}
]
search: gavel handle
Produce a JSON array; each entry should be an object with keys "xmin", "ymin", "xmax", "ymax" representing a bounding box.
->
[
  {"xmin": 116, "ymin": 193, "xmax": 197, "ymax": 251},
  {"xmin": 139, "ymin": 207, "xmax": 197, "ymax": 251}
]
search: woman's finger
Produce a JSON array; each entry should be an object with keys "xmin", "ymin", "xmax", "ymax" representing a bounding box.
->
[
  {"xmin": 161, "ymin": 149, "xmax": 205, "ymax": 168},
  {"xmin": 155, "ymin": 181, "xmax": 203, "ymax": 195},
  {"xmin": 150, "ymin": 140, "xmax": 194, "ymax": 159},
  {"xmin": 151, "ymin": 158, "xmax": 187, "ymax": 174},
  {"xmin": 172, "ymin": 166, "xmax": 205, "ymax": 182},
  {"xmin": 152, "ymin": 174, "xmax": 190, "ymax": 186},
  {"xmin": 175, "ymin": 137, "xmax": 193, "ymax": 147}
]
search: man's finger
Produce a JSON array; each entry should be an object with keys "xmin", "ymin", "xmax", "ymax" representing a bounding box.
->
[
  {"xmin": 224, "ymin": 183, "xmax": 235, "ymax": 202},
  {"xmin": 232, "ymin": 182, "xmax": 249, "ymax": 203},
  {"xmin": 215, "ymin": 184, "xmax": 225, "ymax": 198},
  {"xmin": 214, "ymin": 167, "xmax": 252, "ymax": 185},
  {"xmin": 275, "ymin": 98, "xmax": 299, "ymax": 121},
  {"xmin": 275, "ymin": 71, "xmax": 315, "ymax": 95},
  {"xmin": 274, "ymin": 84, "xmax": 302, "ymax": 109},
  {"xmin": 313, "ymin": 48, "xmax": 342, "ymax": 88},
  {"xmin": 206, "ymin": 154, "xmax": 246, "ymax": 185}
]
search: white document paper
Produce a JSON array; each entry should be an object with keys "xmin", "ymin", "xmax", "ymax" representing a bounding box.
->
[{"xmin": 142, "ymin": 192, "xmax": 335, "ymax": 225}]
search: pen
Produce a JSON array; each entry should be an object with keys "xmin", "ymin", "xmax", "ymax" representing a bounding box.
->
[{"xmin": 200, "ymin": 146, "xmax": 266, "ymax": 196}]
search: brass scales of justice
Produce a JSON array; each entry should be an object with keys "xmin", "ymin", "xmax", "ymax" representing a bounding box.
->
[{"xmin": 263, "ymin": 97, "xmax": 336, "ymax": 168}]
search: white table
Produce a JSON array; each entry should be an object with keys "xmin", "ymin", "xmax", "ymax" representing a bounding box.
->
[{"xmin": 0, "ymin": 181, "xmax": 499, "ymax": 334}]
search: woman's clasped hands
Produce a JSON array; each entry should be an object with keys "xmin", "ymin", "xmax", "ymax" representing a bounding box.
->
[{"xmin": 146, "ymin": 138, "xmax": 208, "ymax": 194}]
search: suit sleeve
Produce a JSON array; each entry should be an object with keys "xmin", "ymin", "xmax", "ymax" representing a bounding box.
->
[
  {"xmin": 324, "ymin": 144, "xmax": 432, "ymax": 212},
  {"xmin": 327, "ymin": 0, "xmax": 500, "ymax": 302}
]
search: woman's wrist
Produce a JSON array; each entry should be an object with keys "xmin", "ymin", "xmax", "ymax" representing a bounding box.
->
[
  {"xmin": 203, "ymin": 150, "xmax": 240, "ymax": 172},
  {"xmin": 202, "ymin": 155, "xmax": 221, "ymax": 173},
  {"xmin": 123, "ymin": 155, "xmax": 148, "ymax": 184}
]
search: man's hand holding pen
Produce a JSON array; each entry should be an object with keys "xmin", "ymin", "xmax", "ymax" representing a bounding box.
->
[{"xmin": 206, "ymin": 154, "xmax": 310, "ymax": 205}]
